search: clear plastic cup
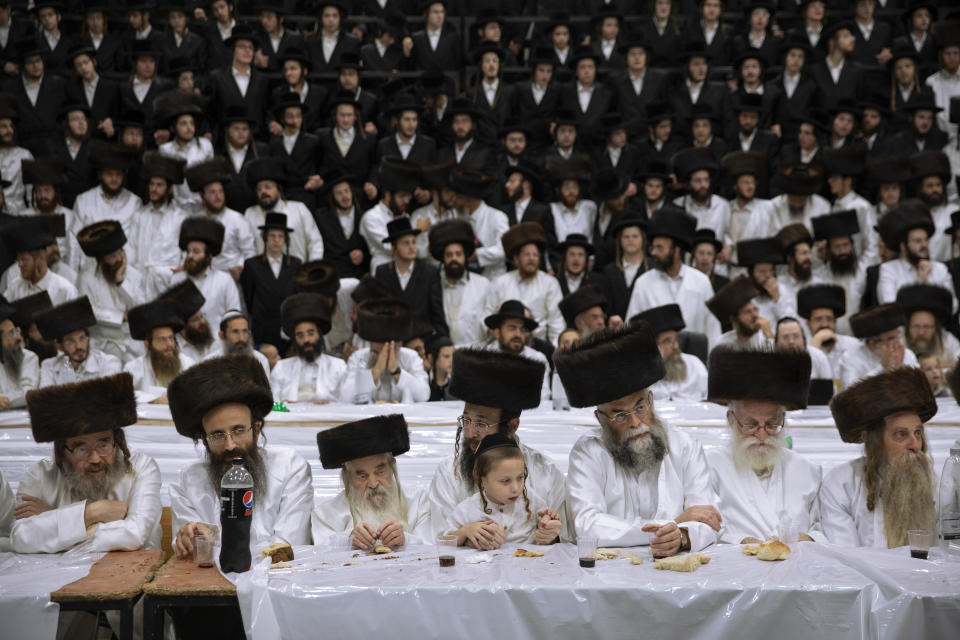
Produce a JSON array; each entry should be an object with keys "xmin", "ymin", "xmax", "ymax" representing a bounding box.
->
[
  {"xmin": 194, "ymin": 534, "xmax": 215, "ymax": 568},
  {"xmin": 437, "ymin": 534, "xmax": 457, "ymax": 568},
  {"xmin": 908, "ymin": 529, "xmax": 933, "ymax": 560},
  {"xmin": 577, "ymin": 537, "xmax": 598, "ymax": 568}
]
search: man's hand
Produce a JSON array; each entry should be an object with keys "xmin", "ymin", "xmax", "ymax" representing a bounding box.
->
[
  {"xmin": 0, "ymin": 395, "xmax": 12, "ymax": 410},
  {"xmin": 98, "ymin": 117, "xmax": 115, "ymax": 139},
  {"xmin": 532, "ymin": 509, "xmax": 561, "ymax": 544},
  {"xmin": 229, "ymin": 265, "xmax": 243, "ymax": 282},
  {"xmin": 880, "ymin": 340, "xmax": 905, "ymax": 370},
  {"xmin": 364, "ymin": 122, "xmax": 378, "ymax": 135},
  {"xmin": 757, "ymin": 316, "xmax": 773, "ymax": 339},
  {"xmin": 254, "ymin": 49, "xmax": 270, "ymax": 69},
  {"xmin": 467, "ymin": 520, "xmax": 506, "ymax": 550},
  {"xmin": 798, "ymin": 533, "xmax": 814, "ymax": 542},
  {"xmin": 875, "ymin": 47, "xmax": 892, "ymax": 64},
  {"xmin": 642, "ymin": 521, "xmax": 681, "ymax": 557},
  {"xmin": 172, "ymin": 264, "xmax": 185, "ymax": 274},
  {"xmin": 351, "ymin": 521, "xmax": 378, "ymax": 550},
  {"xmin": 386, "ymin": 341, "xmax": 399, "ymax": 378},
  {"xmin": 150, "ymin": 396, "xmax": 170, "ymax": 405},
  {"xmin": 675, "ymin": 505, "xmax": 723, "ymax": 532},
  {"xmin": 377, "ymin": 518, "xmax": 405, "ymax": 548},
  {"xmin": 349, "ymin": 249, "xmax": 364, "ymax": 266},
  {"xmin": 809, "ymin": 327, "xmax": 836, "ymax": 350},
  {"xmin": 414, "ymin": 217, "xmax": 432, "ymax": 232},
  {"xmin": 305, "ymin": 175, "xmax": 323, "ymax": 191},
  {"xmin": 762, "ymin": 276, "xmax": 780, "ymax": 302},
  {"xmin": 175, "ymin": 522, "xmax": 213, "ymax": 559},
  {"xmin": 268, "ymin": 120, "xmax": 283, "ymax": 137},
  {"xmin": 371, "ymin": 342, "xmax": 390, "ymax": 382},
  {"xmin": 14, "ymin": 495, "xmax": 54, "ymax": 520},
  {"xmin": 343, "ymin": 343, "xmax": 358, "ymax": 362},
  {"xmin": 85, "ymin": 500, "xmax": 128, "ymax": 527},
  {"xmin": 718, "ymin": 243, "xmax": 733, "ymax": 265},
  {"xmin": 607, "ymin": 315, "xmax": 624, "ymax": 331},
  {"xmin": 917, "ymin": 259, "xmax": 932, "ymax": 282}
]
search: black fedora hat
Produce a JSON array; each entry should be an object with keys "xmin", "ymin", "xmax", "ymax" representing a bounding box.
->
[
  {"xmin": 693, "ymin": 228, "xmax": 723, "ymax": 252},
  {"xmin": 556, "ymin": 233, "xmax": 595, "ymax": 256},
  {"xmin": 258, "ymin": 212, "xmax": 294, "ymax": 233},
  {"xmin": 591, "ymin": 168, "xmax": 630, "ymax": 202},
  {"xmin": 225, "ymin": 23, "xmax": 261, "ymax": 49},
  {"xmin": 647, "ymin": 206, "xmax": 697, "ymax": 251},
  {"xmin": 484, "ymin": 299, "xmax": 538, "ymax": 331},
  {"xmin": 381, "ymin": 217, "xmax": 421, "ymax": 244}
]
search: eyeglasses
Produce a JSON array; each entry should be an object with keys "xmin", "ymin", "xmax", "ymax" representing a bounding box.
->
[
  {"xmin": 732, "ymin": 412, "xmax": 784, "ymax": 436},
  {"xmin": 205, "ymin": 425, "xmax": 254, "ymax": 445},
  {"xmin": 457, "ymin": 415, "xmax": 503, "ymax": 436},
  {"xmin": 66, "ymin": 440, "xmax": 115, "ymax": 460},
  {"xmin": 597, "ymin": 400, "xmax": 648, "ymax": 426}
]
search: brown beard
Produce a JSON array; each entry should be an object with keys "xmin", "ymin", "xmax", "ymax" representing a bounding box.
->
[
  {"xmin": 183, "ymin": 322, "xmax": 213, "ymax": 348},
  {"xmin": 0, "ymin": 343, "xmax": 23, "ymax": 379},
  {"xmin": 880, "ymin": 451, "xmax": 937, "ymax": 548},
  {"xmin": 99, "ymin": 258, "xmax": 122, "ymax": 283},
  {"xmin": 185, "ymin": 255, "xmax": 211, "ymax": 276},
  {"xmin": 204, "ymin": 441, "xmax": 267, "ymax": 497},
  {"xmin": 662, "ymin": 353, "xmax": 687, "ymax": 382},
  {"xmin": 148, "ymin": 344, "xmax": 182, "ymax": 386}
]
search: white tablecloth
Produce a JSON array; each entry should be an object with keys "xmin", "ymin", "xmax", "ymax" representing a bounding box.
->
[
  {"xmin": 235, "ymin": 542, "xmax": 960, "ymax": 640},
  {"xmin": 0, "ymin": 551, "xmax": 100, "ymax": 640}
]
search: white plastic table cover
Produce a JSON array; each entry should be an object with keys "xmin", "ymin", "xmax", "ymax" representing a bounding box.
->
[
  {"xmin": 234, "ymin": 541, "xmax": 960, "ymax": 640},
  {"xmin": 0, "ymin": 550, "xmax": 100, "ymax": 640},
  {"xmin": 2, "ymin": 399, "xmax": 960, "ymax": 506}
]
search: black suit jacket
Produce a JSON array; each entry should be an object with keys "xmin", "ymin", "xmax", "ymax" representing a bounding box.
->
[
  {"xmin": 161, "ymin": 30, "xmax": 208, "ymax": 75},
  {"xmin": 559, "ymin": 80, "xmax": 615, "ymax": 149},
  {"xmin": 0, "ymin": 18, "xmax": 35, "ymax": 81},
  {"xmin": 304, "ymin": 32, "xmax": 361, "ymax": 74},
  {"xmin": 207, "ymin": 66, "xmax": 270, "ymax": 141},
  {"xmin": 316, "ymin": 127, "xmax": 377, "ymax": 183},
  {"xmin": 221, "ymin": 141, "xmax": 269, "ymax": 213},
  {"xmin": 240, "ymin": 254, "xmax": 302, "ymax": 348},
  {"xmin": 66, "ymin": 75, "xmax": 120, "ymax": 134},
  {"xmin": 878, "ymin": 127, "xmax": 948, "ymax": 154},
  {"xmin": 375, "ymin": 259, "xmax": 449, "ymax": 337},
  {"xmin": 468, "ymin": 81, "xmax": 516, "ymax": 145},
  {"xmin": 256, "ymin": 28, "xmax": 304, "ymax": 71},
  {"xmin": 769, "ymin": 73, "xmax": 820, "ymax": 138},
  {"xmin": 779, "ymin": 142, "xmax": 822, "ymax": 167},
  {"xmin": 44, "ymin": 136, "xmax": 96, "ymax": 208},
  {"xmin": 410, "ymin": 27, "xmax": 461, "ymax": 71},
  {"xmin": 377, "ymin": 134, "xmax": 437, "ymax": 165},
  {"xmin": 732, "ymin": 32, "xmax": 783, "ymax": 68},
  {"xmin": 36, "ymin": 31, "xmax": 77, "ymax": 77},
  {"xmin": 851, "ymin": 20, "xmax": 893, "ymax": 66},
  {"xmin": 636, "ymin": 18, "xmax": 682, "ymax": 68},
  {"xmin": 612, "ymin": 70, "xmax": 666, "ymax": 128},
  {"xmin": 268, "ymin": 131, "xmax": 320, "ymax": 186},
  {"xmin": 600, "ymin": 260, "xmax": 645, "ymax": 320},
  {"xmin": 83, "ymin": 33, "xmax": 125, "ymax": 74},
  {"xmin": 270, "ymin": 84, "xmax": 329, "ymax": 133},
  {"xmin": 809, "ymin": 58, "xmax": 864, "ymax": 110},
  {"xmin": 360, "ymin": 41, "xmax": 407, "ymax": 72},
  {"xmin": 557, "ymin": 269, "xmax": 608, "ymax": 298},
  {"xmin": 437, "ymin": 138, "xmax": 497, "ymax": 177},
  {"xmin": 314, "ymin": 205, "xmax": 370, "ymax": 279},
  {"xmin": 681, "ymin": 22, "xmax": 733, "ymax": 66},
  {"xmin": 592, "ymin": 143, "xmax": 642, "ymax": 180},
  {"xmin": 119, "ymin": 77, "xmax": 174, "ymax": 133},
  {"xmin": 667, "ymin": 77, "xmax": 728, "ymax": 128},
  {"xmin": 511, "ymin": 80, "xmax": 563, "ymax": 150},
  {"xmin": 3, "ymin": 73, "xmax": 66, "ymax": 155}
]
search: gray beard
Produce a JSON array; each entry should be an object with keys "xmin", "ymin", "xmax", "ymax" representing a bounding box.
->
[
  {"xmin": 1, "ymin": 344, "xmax": 23, "ymax": 379},
  {"xmin": 62, "ymin": 451, "xmax": 129, "ymax": 502},
  {"xmin": 223, "ymin": 338, "xmax": 254, "ymax": 357},
  {"xmin": 601, "ymin": 414, "xmax": 669, "ymax": 474},
  {"xmin": 880, "ymin": 451, "xmax": 936, "ymax": 548},
  {"xmin": 204, "ymin": 444, "xmax": 268, "ymax": 497},
  {"xmin": 663, "ymin": 354, "xmax": 687, "ymax": 382},
  {"xmin": 344, "ymin": 477, "xmax": 406, "ymax": 526}
]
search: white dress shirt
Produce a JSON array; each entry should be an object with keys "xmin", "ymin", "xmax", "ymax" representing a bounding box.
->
[
  {"xmin": 446, "ymin": 489, "xmax": 553, "ymax": 545},
  {"xmin": 197, "ymin": 208, "xmax": 257, "ymax": 273},
  {"xmin": 674, "ymin": 194, "xmax": 732, "ymax": 245},
  {"xmin": 359, "ymin": 203, "xmax": 400, "ymax": 274},
  {"xmin": 877, "ymin": 258, "xmax": 957, "ymax": 313},
  {"xmin": 467, "ymin": 203, "xmax": 509, "ymax": 279},
  {"xmin": 127, "ymin": 202, "xmax": 189, "ymax": 299},
  {"xmin": 3, "ymin": 269, "xmax": 78, "ymax": 306},
  {"xmin": 441, "ymin": 271, "xmax": 490, "ymax": 347},
  {"xmin": 648, "ymin": 352, "xmax": 708, "ymax": 402},
  {"xmin": 270, "ymin": 353, "xmax": 348, "ymax": 403},
  {"xmin": 483, "ymin": 270, "xmax": 566, "ymax": 345},
  {"xmin": 38, "ymin": 349, "xmax": 122, "ymax": 388},
  {"xmin": 159, "ymin": 137, "xmax": 215, "ymax": 214},
  {"xmin": 0, "ymin": 144, "xmax": 33, "ymax": 216},
  {"xmin": 340, "ymin": 347, "xmax": 430, "ymax": 404},
  {"xmin": 73, "ymin": 186, "xmax": 141, "ymax": 231},
  {"xmin": 0, "ymin": 348, "xmax": 38, "ymax": 408},
  {"xmin": 78, "ymin": 265, "xmax": 147, "ymax": 363},
  {"xmin": 312, "ymin": 486, "xmax": 432, "ymax": 546},
  {"xmin": 837, "ymin": 341, "xmax": 920, "ymax": 388},
  {"xmin": 550, "ymin": 200, "xmax": 598, "ymax": 243},
  {"xmin": 627, "ymin": 265, "xmax": 722, "ymax": 347},
  {"xmin": 244, "ymin": 199, "xmax": 324, "ymax": 263}
]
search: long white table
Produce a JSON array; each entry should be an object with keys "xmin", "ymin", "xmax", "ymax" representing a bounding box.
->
[{"xmin": 235, "ymin": 541, "xmax": 960, "ymax": 640}]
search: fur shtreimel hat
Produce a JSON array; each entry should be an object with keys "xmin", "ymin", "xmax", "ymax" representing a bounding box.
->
[
  {"xmin": 167, "ymin": 355, "xmax": 274, "ymax": 440},
  {"xmin": 295, "ymin": 260, "xmax": 340, "ymax": 298},
  {"xmin": 158, "ymin": 279, "xmax": 206, "ymax": 322},
  {"xmin": 896, "ymin": 284, "xmax": 954, "ymax": 326},
  {"xmin": 706, "ymin": 276, "xmax": 760, "ymax": 322},
  {"xmin": 500, "ymin": 222, "xmax": 547, "ymax": 259},
  {"xmin": 448, "ymin": 348, "xmax": 545, "ymax": 412},
  {"xmin": 830, "ymin": 367, "xmax": 936, "ymax": 443},
  {"xmin": 849, "ymin": 303, "xmax": 905, "ymax": 339},
  {"xmin": 356, "ymin": 298, "xmax": 411, "ymax": 343},
  {"xmin": 797, "ymin": 285, "xmax": 847, "ymax": 319},
  {"xmin": 27, "ymin": 373, "xmax": 137, "ymax": 443},
  {"xmin": 554, "ymin": 323, "xmax": 665, "ymax": 408},
  {"xmin": 428, "ymin": 219, "xmax": 475, "ymax": 262},
  {"xmin": 707, "ymin": 347, "xmax": 812, "ymax": 410},
  {"xmin": 316, "ymin": 414, "xmax": 410, "ymax": 470},
  {"xmin": 77, "ymin": 220, "xmax": 126, "ymax": 258},
  {"xmin": 350, "ymin": 275, "xmax": 393, "ymax": 305},
  {"xmin": 281, "ymin": 292, "xmax": 332, "ymax": 337},
  {"xmin": 558, "ymin": 285, "xmax": 608, "ymax": 327},
  {"xmin": 179, "ymin": 216, "xmax": 225, "ymax": 257}
]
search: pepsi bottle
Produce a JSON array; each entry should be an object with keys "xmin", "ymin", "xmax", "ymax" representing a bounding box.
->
[{"xmin": 220, "ymin": 458, "xmax": 254, "ymax": 573}]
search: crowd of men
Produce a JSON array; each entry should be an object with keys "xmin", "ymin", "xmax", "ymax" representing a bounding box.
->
[{"xmin": 0, "ymin": 1, "xmax": 957, "ymax": 636}]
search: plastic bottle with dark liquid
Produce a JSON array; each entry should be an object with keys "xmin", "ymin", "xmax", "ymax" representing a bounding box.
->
[{"xmin": 220, "ymin": 458, "xmax": 254, "ymax": 573}]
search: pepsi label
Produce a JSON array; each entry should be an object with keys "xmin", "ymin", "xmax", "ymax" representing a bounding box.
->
[{"xmin": 221, "ymin": 487, "xmax": 254, "ymax": 519}]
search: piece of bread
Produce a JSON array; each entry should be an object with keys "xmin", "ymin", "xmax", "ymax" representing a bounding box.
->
[
  {"xmin": 654, "ymin": 553, "xmax": 711, "ymax": 572},
  {"xmin": 756, "ymin": 540, "xmax": 791, "ymax": 561},
  {"xmin": 270, "ymin": 562, "xmax": 292, "ymax": 569},
  {"xmin": 261, "ymin": 543, "xmax": 294, "ymax": 563},
  {"xmin": 623, "ymin": 551, "xmax": 643, "ymax": 565},
  {"xmin": 741, "ymin": 545, "xmax": 760, "ymax": 556},
  {"xmin": 514, "ymin": 548, "xmax": 544, "ymax": 557},
  {"xmin": 596, "ymin": 548, "xmax": 621, "ymax": 560},
  {"xmin": 374, "ymin": 545, "xmax": 392, "ymax": 554}
]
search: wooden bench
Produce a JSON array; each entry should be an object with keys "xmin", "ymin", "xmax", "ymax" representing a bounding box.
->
[
  {"xmin": 50, "ymin": 550, "xmax": 164, "ymax": 640},
  {"xmin": 142, "ymin": 556, "xmax": 238, "ymax": 640}
]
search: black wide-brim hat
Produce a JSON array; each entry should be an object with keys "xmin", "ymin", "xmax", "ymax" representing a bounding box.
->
[
  {"xmin": 168, "ymin": 355, "xmax": 274, "ymax": 440},
  {"xmin": 554, "ymin": 323, "xmax": 665, "ymax": 408},
  {"xmin": 258, "ymin": 212, "xmax": 294, "ymax": 233},
  {"xmin": 772, "ymin": 163, "xmax": 824, "ymax": 196},
  {"xmin": 558, "ymin": 285, "xmax": 608, "ymax": 327},
  {"xmin": 356, "ymin": 298, "xmax": 412, "ymax": 343},
  {"xmin": 281, "ymin": 292, "xmax": 332, "ymax": 337},
  {"xmin": 141, "ymin": 151, "xmax": 185, "ymax": 184},
  {"xmin": 225, "ymin": 23, "xmax": 261, "ymax": 49},
  {"xmin": 317, "ymin": 414, "xmax": 409, "ymax": 470},
  {"xmin": 27, "ymin": 373, "xmax": 137, "ymax": 443},
  {"xmin": 813, "ymin": 209, "xmax": 860, "ymax": 241},
  {"xmin": 646, "ymin": 206, "xmax": 697, "ymax": 251},
  {"xmin": 246, "ymin": 157, "xmax": 287, "ymax": 189},
  {"xmin": 449, "ymin": 348, "xmax": 545, "ymax": 412},
  {"xmin": 693, "ymin": 228, "xmax": 723, "ymax": 252},
  {"xmin": 591, "ymin": 168, "xmax": 630, "ymax": 202},
  {"xmin": 158, "ymin": 279, "xmax": 206, "ymax": 322},
  {"xmin": 484, "ymin": 299, "xmax": 538, "ymax": 332},
  {"xmin": 736, "ymin": 237, "xmax": 785, "ymax": 267},
  {"xmin": 21, "ymin": 158, "xmax": 65, "ymax": 187},
  {"xmin": 381, "ymin": 217, "xmax": 421, "ymax": 244},
  {"xmin": 379, "ymin": 157, "xmax": 421, "ymax": 194},
  {"xmin": 556, "ymin": 233, "xmax": 595, "ymax": 255},
  {"xmin": 33, "ymin": 296, "xmax": 97, "ymax": 342},
  {"xmin": 77, "ymin": 220, "xmax": 126, "ymax": 258},
  {"xmin": 708, "ymin": 347, "xmax": 812, "ymax": 410}
]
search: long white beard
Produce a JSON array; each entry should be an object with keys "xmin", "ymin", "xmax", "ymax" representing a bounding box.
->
[
  {"xmin": 346, "ymin": 482, "xmax": 405, "ymax": 527},
  {"xmin": 732, "ymin": 432, "xmax": 786, "ymax": 477}
]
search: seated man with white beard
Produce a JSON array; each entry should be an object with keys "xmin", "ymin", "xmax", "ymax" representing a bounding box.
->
[
  {"xmin": 76, "ymin": 220, "xmax": 148, "ymax": 363},
  {"xmin": 636, "ymin": 304, "xmax": 707, "ymax": 402},
  {"xmin": 838, "ymin": 303, "xmax": 920, "ymax": 388},
  {"xmin": 270, "ymin": 293, "xmax": 347, "ymax": 403},
  {"xmin": 205, "ymin": 310, "xmax": 271, "ymax": 378},
  {"xmin": 312, "ymin": 414, "xmax": 430, "ymax": 549},
  {"xmin": 557, "ymin": 324, "xmax": 722, "ymax": 555},
  {"xmin": 35, "ymin": 296, "xmax": 122, "ymax": 387},
  {"xmin": 897, "ymin": 284, "xmax": 960, "ymax": 368},
  {"xmin": 123, "ymin": 301, "xmax": 196, "ymax": 398},
  {"xmin": 0, "ymin": 297, "xmax": 39, "ymax": 409},
  {"xmin": 822, "ymin": 367, "xmax": 939, "ymax": 548},
  {"xmin": 340, "ymin": 298, "xmax": 430, "ymax": 404},
  {"xmin": 168, "ymin": 355, "xmax": 311, "ymax": 639},
  {"xmin": 707, "ymin": 276, "xmax": 773, "ymax": 351},
  {"xmin": 12, "ymin": 373, "xmax": 161, "ymax": 639},
  {"xmin": 426, "ymin": 348, "xmax": 565, "ymax": 539},
  {"xmin": 558, "ymin": 285, "xmax": 612, "ymax": 339},
  {"xmin": 705, "ymin": 347, "xmax": 825, "ymax": 544},
  {"xmin": 158, "ymin": 279, "xmax": 216, "ymax": 363}
]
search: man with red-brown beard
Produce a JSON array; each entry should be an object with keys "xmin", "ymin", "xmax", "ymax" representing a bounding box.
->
[
  {"xmin": 822, "ymin": 367, "xmax": 938, "ymax": 548},
  {"xmin": 122, "ymin": 301, "xmax": 195, "ymax": 399}
]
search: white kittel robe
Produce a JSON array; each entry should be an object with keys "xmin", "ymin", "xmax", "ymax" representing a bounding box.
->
[
  {"xmin": 565, "ymin": 423, "xmax": 721, "ymax": 550},
  {"xmin": 426, "ymin": 441, "xmax": 566, "ymax": 539},
  {"xmin": 446, "ymin": 489, "xmax": 552, "ymax": 545},
  {"xmin": 10, "ymin": 451, "xmax": 161, "ymax": 553},
  {"xmin": 269, "ymin": 353, "xmax": 347, "ymax": 404},
  {"xmin": 169, "ymin": 446, "xmax": 313, "ymax": 557},
  {"xmin": 706, "ymin": 446, "xmax": 824, "ymax": 544},
  {"xmin": 311, "ymin": 487, "xmax": 431, "ymax": 546},
  {"xmin": 820, "ymin": 455, "xmax": 939, "ymax": 549}
]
